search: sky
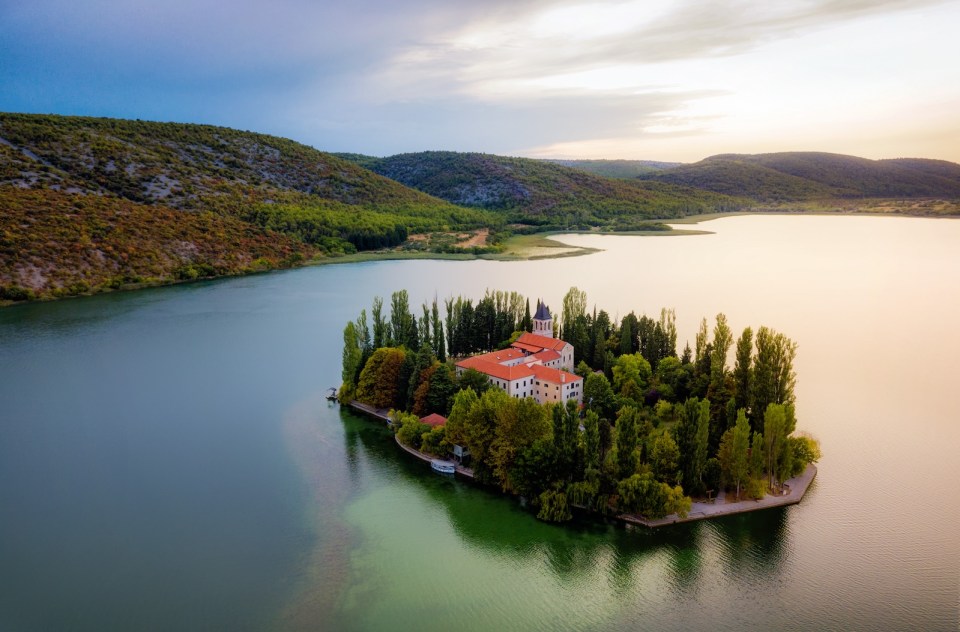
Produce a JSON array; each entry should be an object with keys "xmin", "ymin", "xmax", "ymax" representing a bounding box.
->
[{"xmin": 2, "ymin": 0, "xmax": 958, "ymax": 162}]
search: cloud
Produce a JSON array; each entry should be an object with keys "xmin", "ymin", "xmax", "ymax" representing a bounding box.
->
[{"xmin": 1, "ymin": 0, "xmax": 957, "ymax": 161}]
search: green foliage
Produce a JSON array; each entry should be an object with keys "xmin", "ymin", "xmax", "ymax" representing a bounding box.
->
[
  {"xmin": 396, "ymin": 413, "xmax": 431, "ymax": 450},
  {"xmin": 637, "ymin": 152, "xmax": 960, "ymax": 201},
  {"xmin": 616, "ymin": 406, "xmax": 641, "ymax": 479},
  {"xmin": 356, "ymin": 347, "xmax": 407, "ymax": 409},
  {"xmin": 649, "ymin": 431, "xmax": 680, "ymax": 485},
  {"xmin": 346, "ymin": 150, "xmax": 745, "ymax": 225},
  {"xmin": 420, "ymin": 425, "xmax": 449, "ymax": 457},
  {"xmin": 617, "ymin": 472, "xmax": 691, "ymax": 519},
  {"xmin": 536, "ymin": 489, "xmax": 572, "ymax": 522},
  {"xmin": 718, "ymin": 409, "xmax": 752, "ymax": 499},
  {"xmin": 612, "ymin": 353, "xmax": 652, "ymax": 402},
  {"xmin": 458, "ymin": 367, "xmax": 491, "ymax": 395},
  {"xmin": 0, "ymin": 188, "xmax": 313, "ymax": 301}
]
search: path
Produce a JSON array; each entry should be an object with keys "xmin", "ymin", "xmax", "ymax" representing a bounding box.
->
[{"xmin": 621, "ymin": 464, "xmax": 818, "ymax": 528}]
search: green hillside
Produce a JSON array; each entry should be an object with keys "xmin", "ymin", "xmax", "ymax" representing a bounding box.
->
[
  {"xmin": 544, "ymin": 159, "xmax": 681, "ymax": 179},
  {"xmin": 0, "ymin": 114, "xmax": 501, "ymax": 301},
  {"xmin": 345, "ymin": 151, "xmax": 745, "ymax": 228},
  {"xmin": 0, "ymin": 188, "xmax": 314, "ymax": 301},
  {"xmin": 638, "ymin": 152, "xmax": 960, "ymax": 201}
]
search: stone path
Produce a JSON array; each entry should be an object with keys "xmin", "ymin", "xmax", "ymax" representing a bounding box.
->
[{"xmin": 621, "ymin": 463, "xmax": 818, "ymax": 528}]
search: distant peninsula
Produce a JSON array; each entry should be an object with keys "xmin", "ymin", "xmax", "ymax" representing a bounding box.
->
[
  {"xmin": 2, "ymin": 112, "xmax": 959, "ymax": 304},
  {"xmin": 340, "ymin": 287, "xmax": 821, "ymax": 525}
]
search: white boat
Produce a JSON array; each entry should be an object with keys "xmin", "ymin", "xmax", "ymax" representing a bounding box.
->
[{"xmin": 430, "ymin": 459, "xmax": 456, "ymax": 475}]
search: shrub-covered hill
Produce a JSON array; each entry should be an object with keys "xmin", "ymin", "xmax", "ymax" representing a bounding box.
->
[
  {"xmin": 637, "ymin": 152, "xmax": 960, "ymax": 202},
  {"xmin": 543, "ymin": 159, "xmax": 682, "ymax": 179},
  {"xmin": 340, "ymin": 151, "xmax": 745, "ymax": 228},
  {"xmin": 0, "ymin": 113, "xmax": 494, "ymax": 250},
  {"xmin": 0, "ymin": 188, "xmax": 315, "ymax": 301}
]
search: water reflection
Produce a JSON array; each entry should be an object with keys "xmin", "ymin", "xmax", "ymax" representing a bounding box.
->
[
  {"xmin": 707, "ymin": 508, "xmax": 789, "ymax": 580},
  {"xmin": 341, "ymin": 407, "xmax": 792, "ymax": 600}
]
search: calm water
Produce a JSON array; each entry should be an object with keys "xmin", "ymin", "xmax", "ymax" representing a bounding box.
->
[{"xmin": 1, "ymin": 215, "xmax": 958, "ymax": 631}]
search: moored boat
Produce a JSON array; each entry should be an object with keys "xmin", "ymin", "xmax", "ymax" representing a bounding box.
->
[{"xmin": 430, "ymin": 459, "xmax": 456, "ymax": 475}]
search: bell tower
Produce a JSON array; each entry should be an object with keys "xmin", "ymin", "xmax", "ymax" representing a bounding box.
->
[{"xmin": 533, "ymin": 300, "xmax": 553, "ymax": 338}]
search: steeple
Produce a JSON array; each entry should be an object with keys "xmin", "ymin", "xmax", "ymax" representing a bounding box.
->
[{"xmin": 533, "ymin": 300, "xmax": 553, "ymax": 338}]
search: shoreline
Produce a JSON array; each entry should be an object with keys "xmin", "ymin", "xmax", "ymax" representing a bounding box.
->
[
  {"xmin": 5, "ymin": 208, "xmax": 958, "ymax": 308},
  {"xmin": 345, "ymin": 399, "xmax": 818, "ymax": 529},
  {"xmin": 620, "ymin": 463, "xmax": 818, "ymax": 528}
]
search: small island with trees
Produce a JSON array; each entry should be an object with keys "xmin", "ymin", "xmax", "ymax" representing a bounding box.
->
[{"xmin": 339, "ymin": 287, "xmax": 820, "ymax": 525}]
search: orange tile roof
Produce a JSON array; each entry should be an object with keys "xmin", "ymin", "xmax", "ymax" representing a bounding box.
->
[
  {"xmin": 420, "ymin": 413, "xmax": 447, "ymax": 427},
  {"xmin": 514, "ymin": 332, "xmax": 569, "ymax": 352},
  {"xmin": 471, "ymin": 348, "xmax": 526, "ymax": 364},
  {"xmin": 530, "ymin": 364, "xmax": 582, "ymax": 385},
  {"xmin": 456, "ymin": 355, "xmax": 535, "ymax": 381},
  {"xmin": 532, "ymin": 350, "xmax": 560, "ymax": 362},
  {"xmin": 512, "ymin": 341, "xmax": 542, "ymax": 353}
]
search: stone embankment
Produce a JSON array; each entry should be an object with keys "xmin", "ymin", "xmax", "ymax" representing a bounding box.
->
[{"xmin": 621, "ymin": 464, "xmax": 818, "ymax": 528}]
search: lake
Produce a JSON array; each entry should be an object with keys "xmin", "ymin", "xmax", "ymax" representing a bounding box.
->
[{"xmin": 1, "ymin": 215, "xmax": 958, "ymax": 631}]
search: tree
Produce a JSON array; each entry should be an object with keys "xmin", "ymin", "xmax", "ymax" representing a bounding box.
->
[
  {"xmin": 789, "ymin": 434, "xmax": 821, "ymax": 477},
  {"xmin": 561, "ymin": 286, "xmax": 587, "ymax": 336},
  {"xmin": 617, "ymin": 472, "xmax": 691, "ymax": 519},
  {"xmin": 390, "ymin": 290, "xmax": 414, "ymax": 349},
  {"xmin": 619, "ymin": 312, "xmax": 638, "ymax": 356},
  {"xmin": 751, "ymin": 327, "xmax": 797, "ymax": 430},
  {"xmin": 583, "ymin": 410, "xmax": 600, "ymax": 471},
  {"xmin": 445, "ymin": 387, "xmax": 479, "ymax": 448},
  {"xmin": 458, "ymin": 367, "xmax": 490, "ymax": 395},
  {"xmin": 355, "ymin": 347, "xmax": 406, "ymax": 409},
  {"xmin": 732, "ymin": 327, "xmax": 753, "ymax": 413},
  {"xmin": 584, "ymin": 372, "xmax": 616, "ymax": 419},
  {"xmin": 521, "ymin": 298, "xmax": 532, "ymax": 332},
  {"xmin": 425, "ymin": 364, "xmax": 456, "ymax": 415},
  {"xmin": 676, "ymin": 397, "xmax": 710, "ymax": 495},
  {"xmin": 718, "ymin": 409, "xmax": 751, "ymax": 499},
  {"xmin": 710, "ymin": 313, "xmax": 733, "ymax": 383},
  {"xmin": 490, "ymin": 396, "xmax": 550, "ymax": 492},
  {"xmin": 649, "ymin": 431, "xmax": 680, "ymax": 484},
  {"xmin": 341, "ymin": 321, "xmax": 363, "ymax": 397},
  {"xmin": 612, "ymin": 353, "xmax": 652, "ymax": 400},
  {"xmin": 616, "ymin": 406, "xmax": 640, "ymax": 479},
  {"xmin": 372, "ymin": 296, "xmax": 388, "ymax": 348},
  {"xmin": 654, "ymin": 356, "xmax": 688, "ymax": 402},
  {"xmin": 763, "ymin": 403, "xmax": 787, "ymax": 490},
  {"xmin": 431, "ymin": 298, "xmax": 446, "ymax": 362}
]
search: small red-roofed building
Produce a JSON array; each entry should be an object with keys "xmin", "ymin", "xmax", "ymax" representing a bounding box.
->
[
  {"xmin": 420, "ymin": 413, "xmax": 447, "ymax": 427},
  {"xmin": 453, "ymin": 301, "xmax": 582, "ymax": 406}
]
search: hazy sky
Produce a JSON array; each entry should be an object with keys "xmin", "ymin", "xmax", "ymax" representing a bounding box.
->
[{"xmin": 2, "ymin": 0, "xmax": 958, "ymax": 162}]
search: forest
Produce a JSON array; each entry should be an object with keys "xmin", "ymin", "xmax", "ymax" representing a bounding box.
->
[{"xmin": 341, "ymin": 287, "xmax": 821, "ymax": 523}]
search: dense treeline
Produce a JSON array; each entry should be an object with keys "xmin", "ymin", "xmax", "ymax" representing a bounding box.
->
[{"xmin": 341, "ymin": 287, "xmax": 820, "ymax": 523}]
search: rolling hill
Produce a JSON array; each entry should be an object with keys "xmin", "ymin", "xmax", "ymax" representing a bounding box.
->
[
  {"xmin": 637, "ymin": 152, "xmax": 960, "ymax": 201},
  {"xmin": 543, "ymin": 159, "xmax": 682, "ymax": 179},
  {"xmin": 339, "ymin": 151, "xmax": 745, "ymax": 228},
  {"xmin": 0, "ymin": 114, "xmax": 495, "ymax": 300}
]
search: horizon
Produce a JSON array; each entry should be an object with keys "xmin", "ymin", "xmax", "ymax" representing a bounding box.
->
[{"xmin": 2, "ymin": 1, "xmax": 958, "ymax": 163}]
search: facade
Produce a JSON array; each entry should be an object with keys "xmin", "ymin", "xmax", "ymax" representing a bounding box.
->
[{"xmin": 454, "ymin": 302, "xmax": 582, "ymax": 406}]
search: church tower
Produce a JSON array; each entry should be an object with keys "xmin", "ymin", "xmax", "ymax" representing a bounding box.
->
[{"xmin": 533, "ymin": 300, "xmax": 553, "ymax": 338}]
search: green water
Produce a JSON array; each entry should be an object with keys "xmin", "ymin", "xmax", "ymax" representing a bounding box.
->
[{"xmin": 1, "ymin": 215, "xmax": 958, "ymax": 630}]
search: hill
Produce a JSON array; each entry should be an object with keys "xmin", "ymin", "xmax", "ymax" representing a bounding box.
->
[
  {"xmin": 0, "ymin": 114, "xmax": 496, "ymax": 301},
  {"xmin": 342, "ymin": 151, "xmax": 744, "ymax": 228},
  {"xmin": 637, "ymin": 152, "xmax": 960, "ymax": 201},
  {"xmin": 0, "ymin": 188, "xmax": 313, "ymax": 301},
  {"xmin": 543, "ymin": 159, "xmax": 682, "ymax": 179}
]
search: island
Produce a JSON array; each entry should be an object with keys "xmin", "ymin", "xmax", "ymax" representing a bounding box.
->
[{"xmin": 340, "ymin": 287, "xmax": 820, "ymax": 526}]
